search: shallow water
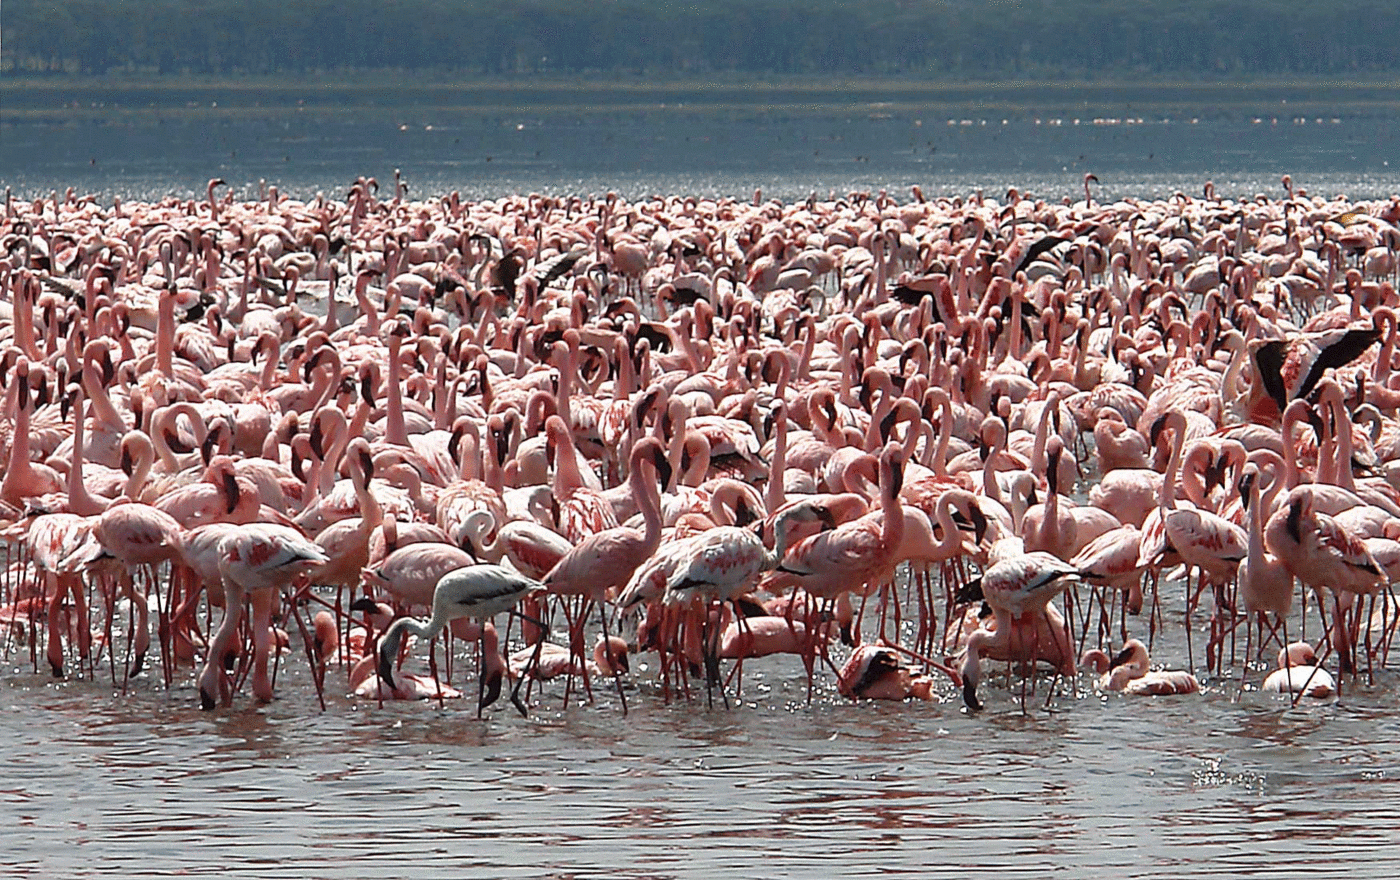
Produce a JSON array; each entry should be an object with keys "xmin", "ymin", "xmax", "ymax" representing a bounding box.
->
[
  {"xmin": 3, "ymin": 80, "xmax": 1399, "ymax": 204},
  {"xmin": 4, "ymin": 594, "xmax": 1400, "ymax": 879},
  {"xmin": 5, "ymin": 79, "xmax": 1400, "ymax": 877}
]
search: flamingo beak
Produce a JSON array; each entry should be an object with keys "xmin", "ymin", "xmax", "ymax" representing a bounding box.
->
[
  {"xmin": 223, "ymin": 471, "xmax": 240, "ymax": 514},
  {"xmin": 1109, "ymin": 645, "xmax": 1134, "ymax": 670},
  {"xmin": 652, "ymin": 447, "xmax": 672, "ymax": 488},
  {"xmin": 376, "ymin": 652, "xmax": 396, "ymax": 688},
  {"xmin": 480, "ymin": 669, "xmax": 503, "ymax": 710},
  {"xmin": 963, "ymin": 678, "xmax": 983, "ymax": 711}
]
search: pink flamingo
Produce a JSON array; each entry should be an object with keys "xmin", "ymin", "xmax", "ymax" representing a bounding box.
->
[
  {"xmin": 837, "ymin": 642, "xmax": 952, "ymax": 702},
  {"xmin": 25, "ymin": 512, "xmax": 98, "ymax": 676},
  {"xmin": 1, "ymin": 359, "xmax": 63, "ymax": 508},
  {"xmin": 361, "ymin": 541, "xmax": 476, "ymax": 611},
  {"xmin": 88, "ymin": 501, "xmax": 183, "ymax": 680},
  {"xmin": 1261, "ymin": 641, "xmax": 1336, "ymax": 699},
  {"xmin": 541, "ymin": 436, "xmax": 668, "ymax": 709},
  {"xmin": 1081, "ymin": 638, "xmax": 1200, "ymax": 695},
  {"xmin": 1265, "ymin": 486, "xmax": 1384, "ymax": 678},
  {"xmin": 1236, "ymin": 461, "xmax": 1295, "ymax": 676},
  {"xmin": 508, "ymin": 634, "xmax": 629, "ymax": 682},
  {"xmin": 761, "ymin": 442, "xmax": 907, "ymax": 619},
  {"xmin": 658, "ymin": 524, "xmax": 776, "ymax": 703},
  {"xmin": 199, "ymin": 523, "xmax": 328, "ymax": 709}
]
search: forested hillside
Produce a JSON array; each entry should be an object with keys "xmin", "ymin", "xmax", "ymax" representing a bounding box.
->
[{"xmin": 5, "ymin": 0, "xmax": 1398, "ymax": 79}]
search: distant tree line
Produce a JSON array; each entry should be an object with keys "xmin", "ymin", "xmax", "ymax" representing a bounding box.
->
[{"xmin": 5, "ymin": 0, "xmax": 1399, "ymax": 79}]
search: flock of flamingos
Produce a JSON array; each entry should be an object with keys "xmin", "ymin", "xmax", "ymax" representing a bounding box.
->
[{"xmin": 3, "ymin": 174, "xmax": 1400, "ymax": 716}]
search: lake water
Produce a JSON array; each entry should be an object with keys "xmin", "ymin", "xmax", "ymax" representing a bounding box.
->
[
  {"xmin": 4, "ymin": 612, "xmax": 1400, "ymax": 879},
  {"xmin": 3, "ymin": 79, "xmax": 1399, "ymax": 204},
  {"xmin": 4, "ymin": 79, "xmax": 1400, "ymax": 878}
]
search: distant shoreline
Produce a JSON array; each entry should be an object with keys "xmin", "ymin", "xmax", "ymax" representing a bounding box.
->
[{"xmin": 5, "ymin": 74, "xmax": 1399, "ymax": 123}]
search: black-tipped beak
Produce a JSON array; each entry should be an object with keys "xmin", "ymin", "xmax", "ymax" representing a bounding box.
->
[
  {"xmin": 376, "ymin": 651, "xmax": 396, "ymax": 688},
  {"xmin": 956, "ymin": 576, "xmax": 985, "ymax": 605},
  {"xmin": 1148, "ymin": 414, "xmax": 1167, "ymax": 446},
  {"xmin": 1109, "ymin": 645, "xmax": 1133, "ymax": 670},
  {"xmin": 963, "ymin": 678, "xmax": 983, "ymax": 711},
  {"xmin": 165, "ymin": 428, "xmax": 193, "ymax": 455},
  {"xmin": 971, "ymin": 507, "xmax": 988, "ymax": 545},
  {"xmin": 223, "ymin": 471, "xmax": 239, "ymax": 514},
  {"xmin": 653, "ymin": 447, "xmax": 673, "ymax": 488},
  {"xmin": 494, "ymin": 427, "xmax": 510, "ymax": 466},
  {"xmin": 480, "ymin": 669, "xmax": 503, "ymax": 709}
]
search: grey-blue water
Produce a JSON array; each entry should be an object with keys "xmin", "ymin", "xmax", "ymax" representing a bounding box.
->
[
  {"xmin": 3, "ymin": 80, "xmax": 1400, "ymax": 878},
  {"xmin": 3, "ymin": 79, "xmax": 1398, "ymax": 204}
]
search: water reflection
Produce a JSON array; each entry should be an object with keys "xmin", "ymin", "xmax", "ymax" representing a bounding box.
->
[
  {"xmin": 4, "ymin": 82, "xmax": 1400, "ymax": 880},
  {"xmin": 4, "ymin": 86, "xmax": 1399, "ymax": 204}
]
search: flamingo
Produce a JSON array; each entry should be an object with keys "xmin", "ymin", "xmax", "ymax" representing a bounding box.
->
[
  {"xmin": 760, "ymin": 442, "xmax": 907, "ymax": 621},
  {"xmin": 659, "ymin": 524, "xmax": 776, "ymax": 702},
  {"xmin": 1080, "ymin": 639, "xmax": 1200, "ymax": 695},
  {"xmin": 507, "ymin": 634, "xmax": 629, "ymax": 682},
  {"xmin": 540, "ymin": 436, "xmax": 667, "ymax": 707},
  {"xmin": 86, "ymin": 501, "xmax": 184, "ymax": 680},
  {"xmin": 25, "ymin": 512, "xmax": 98, "ymax": 676},
  {"xmin": 377, "ymin": 563, "xmax": 543, "ymax": 716},
  {"xmin": 1236, "ymin": 462, "xmax": 1295, "ymax": 674},
  {"xmin": 836, "ymin": 642, "xmax": 953, "ymax": 702},
  {"xmin": 1261, "ymin": 642, "xmax": 1336, "ymax": 699},
  {"xmin": 199, "ymin": 523, "xmax": 329, "ymax": 709},
  {"xmin": 1264, "ymin": 486, "xmax": 1384, "ymax": 677}
]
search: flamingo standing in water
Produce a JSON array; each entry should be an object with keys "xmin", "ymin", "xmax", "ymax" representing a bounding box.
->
[
  {"xmin": 1138, "ymin": 409, "xmax": 1247, "ymax": 671},
  {"xmin": 959, "ymin": 539, "xmax": 1081, "ymax": 710},
  {"xmin": 1264, "ymin": 486, "xmax": 1385, "ymax": 680},
  {"xmin": 761, "ymin": 443, "xmax": 907, "ymax": 650},
  {"xmin": 199, "ymin": 523, "xmax": 328, "ymax": 709},
  {"xmin": 87, "ymin": 500, "xmax": 184, "ymax": 681},
  {"xmin": 659, "ymin": 523, "xmax": 776, "ymax": 704},
  {"xmin": 377, "ymin": 563, "xmax": 543, "ymax": 716},
  {"xmin": 26, "ymin": 512, "xmax": 98, "ymax": 677},
  {"xmin": 541, "ymin": 436, "xmax": 668, "ymax": 710},
  {"xmin": 1236, "ymin": 461, "xmax": 1295, "ymax": 681}
]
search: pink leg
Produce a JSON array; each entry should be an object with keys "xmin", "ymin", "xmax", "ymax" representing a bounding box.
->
[
  {"xmin": 200, "ymin": 581, "xmax": 245, "ymax": 710},
  {"xmin": 249, "ymin": 589, "xmax": 275, "ymax": 703}
]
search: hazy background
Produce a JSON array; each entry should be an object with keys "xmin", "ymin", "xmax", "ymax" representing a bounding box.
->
[
  {"xmin": 3, "ymin": 2, "xmax": 1398, "ymax": 203},
  {"xmin": 5, "ymin": 0, "xmax": 1399, "ymax": 79}
]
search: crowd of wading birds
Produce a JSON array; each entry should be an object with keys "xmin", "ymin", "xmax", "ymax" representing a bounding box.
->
[{"xmin": 2, "ymin": 174, "xmax": 1400, "ymax": 717}]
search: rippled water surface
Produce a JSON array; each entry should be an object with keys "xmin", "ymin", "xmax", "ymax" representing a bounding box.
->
[
  {"xmin": 4, "ymin": 610, "xmax": 1400, "ymax": 879},
  {"xmin": 4, "ymin": 80, "xmax": 1400, "ymax": 878},
  {"xmin": 3, "ymin": 79, "xmax": 1399, "ymax": 203}
]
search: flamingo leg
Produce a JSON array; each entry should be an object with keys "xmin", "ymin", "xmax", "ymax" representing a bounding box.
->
[
  {"xmin": 249, "ymin": 588, "xmax": 275, "ymax": 703},
  {"xmin": 288, "ymin": 591, "xmax": 327, "ymax": 711},
  {"xmin": 597, "ymin": 600, "xmax": 628, "ymax": 716}
]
